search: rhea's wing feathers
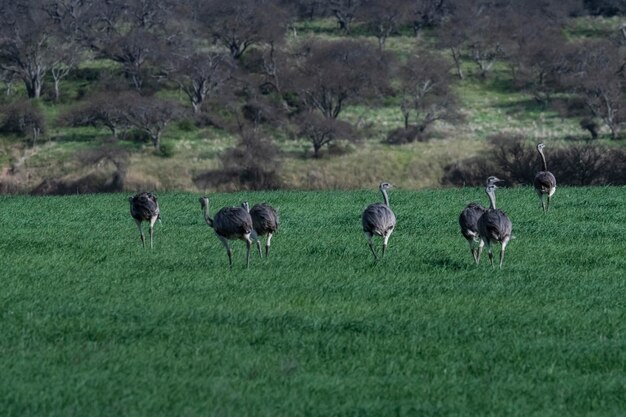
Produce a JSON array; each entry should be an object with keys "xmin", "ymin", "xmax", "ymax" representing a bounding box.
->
[
  {"xmin": 130, "ymin": 192, "xmax": 159, "ymax": 220},
  {"xmin": 478, "ymin": 209, "xmax": 512, "ymax": 242},
  {"xmin": 362, "ymin": 203, "xmax": 396, "ymax": 235},
  {"xmin": 534, "ymin": 171, "xmax": 556, "ymax": 192},
  {"xmin": 250, "ymin": 203, "xmax": 278, "ymax": 234},
  {"xmin": 214, "ymin": 207, "xmax": 253, "ymax": 237},
  {"xmin": 459, "ymin": 203, "xmax": 485, "ymax": 240}
]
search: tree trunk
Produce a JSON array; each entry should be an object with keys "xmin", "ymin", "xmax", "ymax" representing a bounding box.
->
[
  {"xmin": 54, "ymin": 79, "xmax": 60, "ymax": 102},
  {"xmin": 313, "ymin": 143, "xmax": 322, "ymax": 158},
  {"xmin": 25, "ymin": 76, "xmax": 43, "ymax": 99},
  {"xmin": 151, "ymin": 130, "xmax": 161, "ymax": 149},
  {"xmin": 450, "ymin": 48, "xmax": 464, "ymax": 80}
]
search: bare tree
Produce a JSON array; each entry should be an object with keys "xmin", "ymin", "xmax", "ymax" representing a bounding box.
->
[
  {"xmin": 412, "ymin": 0, "xmax": 450, "ymax": 37},
  {"xmin": 77, "ymin": 0, "xmax": 179, "ymax": 91},
  {"xmin": 0, "ymin": 100, "xmax": 46, "ymax": 146},
  {"xmin": 397, "ymin": 49, "xmax": 460, "ymax": 135},
  {"xmin": 437, "ymin": 0, "xmax": 506, "ymax": 79},
  {"xmin": 0, "ymin": 68, "xmax": 16, "ymax": 96},
  {"xmin": 295, "ymin": 111, "xmax": 355, "ymax": 158},
  {"xmin": 165, "ymin": 51, "xmax": 234, "ymax": 113},
  {"xmin": 360, "ymin": 0, "xmax": 411, "ymax": 50},
  {"xmin": 125, "ymin": 95, "xmax": 181, "ymax": 149},
  {"xmin": 328, "ymin": 0, "xmax": 361, "ymax": 33},
  {"xmin": 202, "ymin": 0, "xmax": 292, "ymax": 60},
  {"xmin": 61, "ymin": 92, "xmax": 132, "ymax": 138},
  {"xmin": 288, "ymin": 39, "xmax": 390, "ymax": 119},
  {"xmin": 0, "ymin": 1, "xmax": 55, "ymax": 98},
  {"xmin": 564, "ymin": 40, "xmax": 626, "ymax": 139},
  {"xmin": 49, "ymin": 41, "xmax": 83, "ymax": 102}
]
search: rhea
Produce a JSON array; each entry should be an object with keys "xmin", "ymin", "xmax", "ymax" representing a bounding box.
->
[
  {"xmin": 242, "ymin": 202, "xmax": 279, "ymax": 258},
  {"xmin": 199, "ymin": 197, "xmax": 255, "ymax": 268},
  {"xmin": 534, "ymin": 143, "xmax": 557, "ymax": 213},
  {"xmin": 459, "ymin": 176, "xmax": 503, "ymax": 264},
  {"xmin": 362, "ymin": 182, "xmax": 396, "ymax": 260},
  {"xmin": 129, "ymin": 192, "xmax": 160, "ymax": 249},
  {"xmin": 477, "ymin": 183, "xmax": 513, "ymax": 268}
]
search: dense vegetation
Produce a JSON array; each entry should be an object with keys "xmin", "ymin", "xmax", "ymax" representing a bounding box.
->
[
  {"xmin": 0, "ymin": 0, "xmax": 625, "ymax": 194},
  {"xmin": 0, "ymin": 187, "xmax": 625, "ymax": 416}
]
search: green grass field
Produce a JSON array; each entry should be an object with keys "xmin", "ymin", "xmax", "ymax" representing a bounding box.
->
[{"xmin": 1, "ymin": 187, "xmax": 625, "ymax": 416}]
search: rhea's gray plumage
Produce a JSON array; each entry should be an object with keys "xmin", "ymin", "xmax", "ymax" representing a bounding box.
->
[
  {"xmin": 199, "ymin": 197, "xmax": 255, "ymax": 268},
  {"xmin": 534, "ymin": 143, "xmax": 557, "ymax": 213},
  {"xmin": 362, "ymin": 182, "xmax": 396, "ymax": 260},
  {"xmin": 477, "ymin": 184, "xmax": 513, "ymax": 268},
  {"xmin": 129, "ymin": 192, "xmax": 160, "ymax": 249},
  {"xmin": 459, "ymin": 176, "xmax": 503, "ymax": 264},
  {"xmin": 243, "ymin": 202, "xmax": 279, "ymax": 258}
]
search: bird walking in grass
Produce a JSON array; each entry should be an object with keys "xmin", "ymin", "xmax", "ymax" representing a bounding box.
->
[
  {"xmin": 242, "ymin": 202, "xmax": 279, "ymax": 258},
  {"xmin": 534, "ymin": 143, "xmax": 556, "ymax": 213},
  {"xmin": 459, "ymin": 176, "xmax": 503, "ymax": 264},
  {"xmin": 200, "ymin": 197, "xmax": 255, "ymax": 268},
  {"xmin": 477, "ymin": 183, "xmax": 513, "ymax": 268},
  {"xmin": 362, "ymin": 182, "xmax": 396, "ymax": 260},
  {"xmin": 129, "ymin": 192, "xmax": 160, "ymax": 249}
]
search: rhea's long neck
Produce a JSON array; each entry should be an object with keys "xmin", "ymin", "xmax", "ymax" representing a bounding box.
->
[
  {"xmin": 381, "ymin": 188, "xmax": 390, "ymax": 207},
  {"xmin": 539, "ymin": 149, "xmax": 547, "ymax": 171},
  {"xmin": 487, "ymin": 189, "xmax": 497, "ymax": 210},
  {"xmin": 202, "ymin": 204, "xmax": 214, "ymax": 227}
]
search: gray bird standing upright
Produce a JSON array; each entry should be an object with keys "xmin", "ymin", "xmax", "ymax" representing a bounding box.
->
[
  {"xmin": 534, "ymin": 143, "xmax": 557, "ymax": 213},
  {"xmin": 362, "ymin": 182, "xmax": 396, "ymax": 260},
  {"xmin": 459, "ymin": 176, "xmax": 503, "ymax": 264},
  {"xmin": 200, "ymin": 197, "xmax": 255, "ymax": 268},
  {"xmin": 129, "ymin": 192, "xmax": 160, "ymax": 249},
  {"xmin": 242, "ymin": 202, "xmax": 279, "ymax": 258},
  {"xmin": 477, "ymin": 183, "xmax": 513, "ymax": 268}
]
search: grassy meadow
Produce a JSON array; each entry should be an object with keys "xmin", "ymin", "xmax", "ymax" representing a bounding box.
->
[{"xmin": 0, "ymin": 187, "xmax": 625, "ymax": 416}]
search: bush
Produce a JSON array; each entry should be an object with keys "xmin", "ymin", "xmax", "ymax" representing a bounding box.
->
[
  {"xmin": 158, "ymin": 142, "xmax": 176, "ymax": 158},
  {"xmin": 194, "ymin": 129, "xmax": 282, "ymax": 190},
  {"xmin": 441, "ymin": 135, "xmax": 626, "ymax": 186},
  {"xmin": 441, "ymin": 156, "xmax": 499, "ymax": 186},
  {"xmin": 579, "ymin": 118, "xmax": 599, "ymax": 140},
  {"xmin": 176, "ymin": 119, "xmax": 196, "ymax": 132},
  {"xmin": 119, "ymin": 129, "xmax": 151, "ymax": 144},
  {"xmin": 0, "ymin": 100, "xmax": 46, "ymax": 145},
  {"xmin": 385, "ymin": 126, "xmax": 427, "ymax": 145}
]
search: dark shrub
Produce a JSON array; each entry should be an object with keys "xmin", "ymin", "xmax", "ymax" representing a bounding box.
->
[
  {"xmin": 579, "ymin": 118, "xmax": 599, "ymax": 140},
  {"xmin": 194, "ymin": 129, "xmax": 282, "ymax": 190},
  {"xmin": 0, "ymin": 100, "xmax": 46, "ymax": 144},
  {"xmin": 385, "ymin": 126, "xmax": 427, "ymax": 145},
  {"xmin": 158, "ymin": 142, "xmax": 176, "ymax": 158},
  {"xmin": 551, "ymin": 145, "xmax": 626, "ymax": 185},
  {"xmin": 441, "ymin": 156, "xmax": 499, "ymax": 186},
  {"xmin": 442, "ymin": 136, "xmax": 626, "ymax": 187},
  {"xmin": 488, "ymin": 134, "xmax": 537, "ymax": 185}
]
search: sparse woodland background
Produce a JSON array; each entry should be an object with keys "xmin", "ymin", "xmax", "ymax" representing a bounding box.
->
[{"xmin": 0, "ymin": 0, "xmax": 625, "ymax": 194}]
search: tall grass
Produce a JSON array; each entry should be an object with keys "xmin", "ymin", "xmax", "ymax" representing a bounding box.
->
[{"xmin": 0, "ymin": 187, "xmax": 624, "ymax": 416}]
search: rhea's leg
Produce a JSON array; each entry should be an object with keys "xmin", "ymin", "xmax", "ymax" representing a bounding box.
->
[
  {"xmin": 382, "ymin": 231, "xmax": 392, "ymax": 258},
  {"xmin": 546, "ymin": 194, "xmax": 551, "ymax": 212},
  {"xmin": 217, "ymin": 236, "xmax": 232, "ymax": 268},
  {"xmin": 499, "ymin": 238, "xmax": 509, "ymax": 269},
  {"xmin": 364, "ymin": 232, "xmax": 377, "ymax": 260},
  {"xmin": 476, "ymin": 239, "xmax": 485, "ymax": 265},
  {"xmin": 244, "ymin": 234, "xmax": 252, "ymax": 268},
  {"xmin": 382, "ymin": 232, "xmax": 391, "ymax": 257},
  {"xmin": 469, "ymin": 240, "xmax": 477, "ymax": 263},
  {"xmin": 149, "ymin": 216, "xmax": 158, "ymax": 249},
  {"xmin": 135, "ymin": 219, "xmax": 145, "ymax": 248},
  {"xmin": 540, "ymin": 194, "xmax": 546, "ymax": 213},
  {"xmin": 486, "ymin": 242, "xmax": 494, "ymax": 267},
  {"xmin": 265, "ymin": 233, "xmax": 273, "ymax": 258}
]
